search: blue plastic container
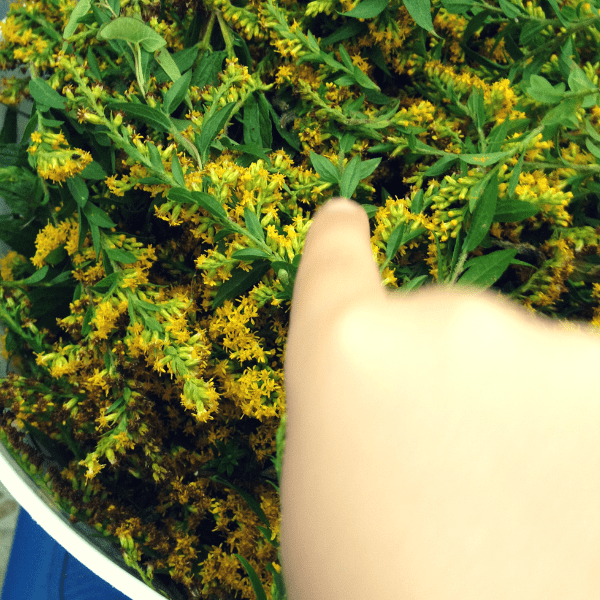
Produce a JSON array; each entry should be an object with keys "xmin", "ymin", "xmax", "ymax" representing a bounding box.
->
[{"xmin": 2, "ymin": 509, "xmax": 131, "ymax": 600}]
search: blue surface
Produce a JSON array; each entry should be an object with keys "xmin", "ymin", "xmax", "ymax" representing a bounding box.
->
[{"xmin": 1, "ymin": 508, "xmax": 131, "ymax": 600}]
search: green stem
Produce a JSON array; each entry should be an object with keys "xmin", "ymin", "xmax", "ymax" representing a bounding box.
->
[
  {"xmin": 447, "ymin": 250, "xmax": 469, "ymax": 286},
  {"xmin": 521, "ymin": 160, "xmax": 600, "ymax": 173},
  {"xmin": 0, "ymin": 303, "xmax": 43, "ymax": 354},
  {"xmin": 517, "ymin": 16, "xmax": 600, "ymax": 66},
  {"xmin": 132, "ymin": 43, "xmax": 146, "ymax": 98},
  {"xmin": 197, "ymin": 10, "xmax": 216, "ymax": 55},
  {"xmin": 215, "ymin": 10, "xmax": 236, "ymax": 61}
]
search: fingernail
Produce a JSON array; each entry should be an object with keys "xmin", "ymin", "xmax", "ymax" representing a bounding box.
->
[{"xmin": 323, "ymin": 197, "xmax": 357, "ymax": 213}]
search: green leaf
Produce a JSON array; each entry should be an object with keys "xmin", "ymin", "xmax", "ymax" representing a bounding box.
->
[
  {"xmin": 541, "ymin": 97, "xmax": 580, "ymax": 127},
  {"xmin": 220, "ymin": 139, "xmax": 270, "ymax": 162},
  {"xmin": 568, "ymin": 66, "xmax": 598, "ymax": 108},
  {"xmin": 359, "ymin": 156, "xmax": 381, "ymax": 179},
  {"xmin": 546, "ymin": 0, "xmax": 569, "ymax": 27},
  {"xmin": 155, "ymin": 46, "xmax": 182, "ymax": 81},
  {"xmin": 172, "ymin": 46, "xmax": 199, "ymax": 73},
  {"xmin": 487, "ymin": 119, "xmax": 513, "ymax": 153},
  {"xmin": 17, "ymin": 265, "xmax": 49, "ymax": 285},
  {"xmin": 309, "ymin": 151, "xmax": 340, "ymax": 183},
  {"xmin": 457, "ymin": 150, "xmax": 511, "ymax": 166},
  {"xmin": 585, "ymin": 137, "xmax": 600, "ymax": 160},
  {"xmin": 82, "ymin": 305, "xmax": 94, "ymax": 336},
  {"xmin": 191, "ymin": 191, "xmax": 229, "ymax": 223},
  {"xmin": 66, "ymin": 175, "xmax": 89, "ymax": 208},
  {"xmin": 49, "ymin": 271, "xmax": 72, "ymax": 285},
  {"xmin": 467, "ymin": 87, "xmax": 486, "ymax": 130},
  {"xmin": 86, "ymin": 46, "xmax": 102, "ymax": 81},
  {"xmin": 105, "ymin": 248, "xmax": 137, "ymax": 264},
  {"xmin": 80, "ymin": 161, "xmax": 107, "ymax": 180},
  {"xmin": 97, "ymin": 16, "xmax": 167, "ymax": 52},
  {"xmin": 398, "ymin": 274, "xmax": 429, "ymax": 293},
  {"xmin": 352, "ymin": 66, "xmax": 380, "ymax": 91},
  {"xmin": 211, "ymin": 261, "xmax": 271, "ymax": 310},
  {"xmin": 147, "ymin": 141, "xmax": 165, "ymax": 173},
  {"xmin": 198, "ymin": 102, "xmax": 237, "ymax": 162},
  {"xmin": 191, "ymin": 50, "xmax": 227, "ymax": 89},
  {"xmin": 129, "ymin": 293, "xmax": 162, "ymax": 312},
  {"xmin": 403, "ymin": 0, "xmax": 441, "ymax": 37},
  {"xmin": 92, "ymin": 273, "xmax": 119, "ymax": 293},
  {"xmin": 498, "ymin": 0, "xmax": 522, "ymax": 18},
  {"xmin": 90, "ymin": 221, "xmax": 100, "ymax": 258},
  {"xmin": 63, "ymin": 0, "xmax": 92, "ymax": 38},
  {"xmin": 171, "ymin": 153, "xmax": 186, "ymax": 187},
  {"xmin": 244, "ymin": 207, "xmax": 265, "ymax": 243},
  {"xmin": 231, "ymin": 248, "xmax": 271, "ymax": 261},
  {"xmin": 339, "ymin": 154, "xmax": 362, "ymax": 198},
  {"xmin": 424, "ymin": 155, "xmax": 458, "ymax": 177},
  {"xmin": 141, "ymin": 314, "xmax": 162, "ymax": 331},
  {"xmin": 339, "ymin": 0, "xmax": 390, "ymax": 18},
  {"xmin": 494, "ymin": 199, "xmax": 540, "ymax": 222},
  {"xmin": 340, "ymin": 132, "xmax": 356, "ymax": 154},
  {"xmin": 524, "ymin": 75, "xmax": 566, "ymax": 104},
  {"xmin": 457, "ymin": 248, "xmax": 518, "ymax": 290},
  {"xmin": 585, "ymin": 119, "xmax": 600, "ymax": 143},
  {"xmin": 519, "ymin": 20, "xmax": 546, "ymax": 45},
  {"xmin": 321, "ymin": 20, "xmax": 365, "ymax": 45},
  {"xmin": 101, "ymin": 248, "xmax": 114, "ymax": 276},
  {"xmin": 440, "ymin": 0, "xmax": 474, "ymax": 13},
  {"xmin": 338, "ymin": 44, "xmax": 355, "ymax": 72},
  {"xmin": 28, "ymin": 78, "xmax": 66, "ymax": 111},
  {"xmin": 256, "ymin": 92, "xmax": 273, "ymax": 149},
  {"xmin": 234, "ymin": 555, "xmax": 267, "ymax": 600},
  {"xmin": 163, "ymin": 68, "xmax": 192, "ymax": 115},
  {"xmin": 82, "ymin": 201, "xmax": 117, "ymax": 228},
  {"xmin": 385, "ymin": 223, "xmax": 406, "ymax": 264},
  {"xmin": 507, "ymin": 151, "xmax": 524, "ymax": 197},
  {"xmin": 107, "ymin": 102, "xmax": 172, "ymax": 133},
  {"xmin": 273, "ymin": 413, "xmax": 286, "ymax": 484},
  {"xmin": 167, "ymin": 186, "xmax": 195, "ymax": 205},
  {"xmin": 244, "ymin": 94, "xmax": 261, "ymax": 146},
  {"xmin": 306, "ymin": 30, "xmax": 321, "ymax": 53},
  {"xmin": 463, "ymin": 8, "xmax": 492, "ymax": 42},
  {"xmin": 463, "ymin": 170, "xmax": 498, "ymax": 253}
]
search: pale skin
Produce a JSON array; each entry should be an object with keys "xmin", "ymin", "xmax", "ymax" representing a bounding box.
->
[{"xmin": 281, "ymin": 196, "xmax": 600, "ymax": 600}]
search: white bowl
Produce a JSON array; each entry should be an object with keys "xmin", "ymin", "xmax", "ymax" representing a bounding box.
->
[{"xmin": 0, "ymin": 430, "xmax": 170, "ymax": 600}]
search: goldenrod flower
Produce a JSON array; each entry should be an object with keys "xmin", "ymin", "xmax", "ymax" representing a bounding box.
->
[{"xmin": 31, "ymin": 219, "xmax": 79, "ymax": 268}]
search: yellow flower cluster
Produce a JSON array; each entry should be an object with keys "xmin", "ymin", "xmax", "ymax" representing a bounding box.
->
[
  {"xmin": 31, "ymin": 218, "xmax": 79, "ymax": 269},
  {"xmin": 0, "ymin": 13, "xmax": 50, "ymax": 66},
  {"xmin": 2, "ymin": 0, "xmax": 600, "ymax": 599},
  {"xmin": 0, "ymin": 251, "xmax": 25, "ymax": 281},
  {"xmin": 28, "ymin": 129, "xmax": 93, "ymax": 184}
]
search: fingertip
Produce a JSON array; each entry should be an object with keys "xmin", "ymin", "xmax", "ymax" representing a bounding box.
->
[
  {"xmin": 320, "ymin": 196, "xmax": 362, "ymax": 214},
  {"xmin": 290, "ymin": 196, "xmax": 383, "ymax": 328}
]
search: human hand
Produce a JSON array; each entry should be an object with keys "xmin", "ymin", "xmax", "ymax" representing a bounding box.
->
[{"xmin": 281, "ymin": 196, "xmax": 600, "ymax": 600}]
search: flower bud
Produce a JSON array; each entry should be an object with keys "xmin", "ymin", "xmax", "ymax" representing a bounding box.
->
[
  {"xmin": 84, "ymin": 112, "xmax": 104, "ymax": 125},
  {"xmin": 106, "ymin": 448, "xmax": 116, "ymax": 464}
]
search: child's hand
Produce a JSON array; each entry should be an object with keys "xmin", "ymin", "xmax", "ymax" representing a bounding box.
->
[{"xmin": 281, "ymin": 196, "xmax": 600, "ymax": 600}]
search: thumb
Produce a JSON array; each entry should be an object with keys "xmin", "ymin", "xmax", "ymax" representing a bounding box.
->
[{"xmin": 289, "ymin": 197, "xmax": 385, "ymax": 331}]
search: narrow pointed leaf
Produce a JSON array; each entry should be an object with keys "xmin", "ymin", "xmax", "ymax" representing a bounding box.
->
[
  {"xmin": 309, "ymin": 151, "xmax": 340, "ymax": 183},
  {"xmin": 457, "ymin": 248, "xmax": 518, "ymax": 289},
  {"xmin": 107, "ymin": 102, "xmax": 172, "ymax": 132},
  {"xmin": 244, "ymin": 207, "xmax": 265, "ymax": 243},
  {"xmin": 464, "ymin": 171, "xmax": 498, "ymax": 253},
  {"xmin": 211, "ymin": 262, "xmax": 271, "ymax": 310}
]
